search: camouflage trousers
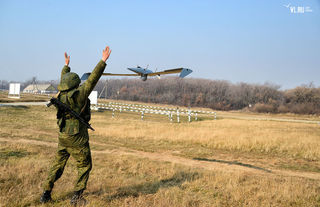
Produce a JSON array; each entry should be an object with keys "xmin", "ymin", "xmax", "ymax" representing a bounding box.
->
[{"xmin": 43, "ymin": 141, "xmax": 92, "ymax": 192}]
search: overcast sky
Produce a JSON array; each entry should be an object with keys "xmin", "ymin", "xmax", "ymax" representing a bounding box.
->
[{"xmin": 0, "ymin": 0, "xmax": 319, "ymax": 89}]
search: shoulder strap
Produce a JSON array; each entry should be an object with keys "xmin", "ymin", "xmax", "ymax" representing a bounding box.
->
[{"xmin": 66, "ymin": 89, "xmax": 79, "ymax": 108}]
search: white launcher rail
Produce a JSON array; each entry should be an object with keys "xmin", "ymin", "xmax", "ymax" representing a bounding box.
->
[{"xmin": 93, "ymin": 102, "xmax": 217, "ymax": 122}]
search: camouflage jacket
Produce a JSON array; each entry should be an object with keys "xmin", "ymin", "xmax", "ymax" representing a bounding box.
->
[{"xmin": 57, "ymin": 60, "xmax": 106, "ymax": 136}]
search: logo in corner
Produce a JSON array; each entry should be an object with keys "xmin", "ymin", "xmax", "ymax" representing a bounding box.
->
[{"xmin": 283, "ymin": 3, "xmax": 313, "ymax": 14}]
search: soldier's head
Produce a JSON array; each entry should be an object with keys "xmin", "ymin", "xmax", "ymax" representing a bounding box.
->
[{"xmin": 58, "ymin": 72, "xmax": 81, "ymax": 91}]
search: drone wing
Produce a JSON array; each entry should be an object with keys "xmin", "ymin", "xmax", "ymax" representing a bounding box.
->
[
  {"xmin": 102, "ymin": 73, "xmax": 140, "ymax": 76},
  {"xmin": 148, "ymin": 68, "xmax": 193, "ymax": 78},
  {"xmin": 81, "ymin": 72, "xmax": 139, "ymax": 80}
]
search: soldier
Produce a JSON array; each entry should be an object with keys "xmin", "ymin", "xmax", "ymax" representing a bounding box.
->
[{"xmin": 40, "ymin": 46, "xmax": 111, "ymax": 205}]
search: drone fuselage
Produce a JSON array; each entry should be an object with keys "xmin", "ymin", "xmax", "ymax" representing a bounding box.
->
[
  {"xmin": 128, "ymin": 67, "xmax": 153, "ymax": 75},
  {"xmin": 128, "ymin": 67, "xmax": 153, "ymax": 81}
]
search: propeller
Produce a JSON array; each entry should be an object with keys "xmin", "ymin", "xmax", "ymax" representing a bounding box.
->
[{"xmin": 155, "ymin": 68, "xmax": 161, "ymax": 79}]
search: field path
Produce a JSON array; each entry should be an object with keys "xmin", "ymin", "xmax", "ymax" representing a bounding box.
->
[{"xmin": 1, "ymin": 137, "xmax": 320, "ymax": 181}]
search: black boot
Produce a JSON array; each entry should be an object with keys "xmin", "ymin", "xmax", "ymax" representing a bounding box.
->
[
  {"xmin": 40, "ymin": 190, "xmax": 52, "ymax": 203},
  {"xmin": 70, "ymin": 189, "xmax": 87, "ymax": 206}
]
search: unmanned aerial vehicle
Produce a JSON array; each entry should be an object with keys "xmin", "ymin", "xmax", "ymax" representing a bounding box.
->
[{"xmin": 81, "ymin": 66, "xmax": 193, "ymax": 81}]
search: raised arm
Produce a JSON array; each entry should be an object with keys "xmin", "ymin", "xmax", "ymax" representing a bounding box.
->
[
  {"xmin": 60, "ymin": 52, "xmax": 71, "ymax": 79},
  {"xmin": 80, "ymin": 46, "xmax": 112, "ymax": 98}
]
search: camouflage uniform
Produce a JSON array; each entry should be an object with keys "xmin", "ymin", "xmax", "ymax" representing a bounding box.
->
[{"xmin": 43, "ymin": 60, "xmax": 106, "ymax": 192}]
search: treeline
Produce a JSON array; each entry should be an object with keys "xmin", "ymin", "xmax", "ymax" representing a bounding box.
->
[
  {"xmin": 94, "ymin": 77, "xmax": 320, "ymax": 115},
  {"xmin": 1, "ymin": 78, "xmax": 319, "ymax": 114}
]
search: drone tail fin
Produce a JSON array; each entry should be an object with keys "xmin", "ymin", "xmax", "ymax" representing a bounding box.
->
[
  {"xmin": 179, "ymin": 68, "xmax": 193, "ymax": 78},
  {"xmin": 81, "ymin": 73, "xmax": 91, "ymax": 80}
]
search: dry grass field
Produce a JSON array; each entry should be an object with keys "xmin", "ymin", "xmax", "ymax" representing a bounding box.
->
[{"xmin": 1, "ymin": 100, "xmax": 320, "ymax": 206}]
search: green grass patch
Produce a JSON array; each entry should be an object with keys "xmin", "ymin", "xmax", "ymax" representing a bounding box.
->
[{"xmin": 0, "ymin": 149, "xmax": 31, "ymax": 160}]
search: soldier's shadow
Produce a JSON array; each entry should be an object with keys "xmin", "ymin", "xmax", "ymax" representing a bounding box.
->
[{"xmin": 104, "ymin": 171, "xmax": 200, "ymax": 201}]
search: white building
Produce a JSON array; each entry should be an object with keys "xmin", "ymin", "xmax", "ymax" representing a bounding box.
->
[
  {"xmin": 8, "ymin": 83, "xmax": 21, "ymax": 98},
  {"xmin": 23, "ymin": 84, "xmax": 57, "ymax": 94}
]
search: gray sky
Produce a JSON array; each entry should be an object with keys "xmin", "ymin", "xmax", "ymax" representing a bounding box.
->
[{"xmin": 0, "ymin": 0, "xmax": 319, "ymax": 89}]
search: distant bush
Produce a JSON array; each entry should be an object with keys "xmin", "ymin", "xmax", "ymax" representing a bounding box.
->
[
  {"xmin": 277, "ymin": 105, "xmax": 290, "ymax": 113},
  {"xmin": 252, "ymin": 103, "xmax": 276, "ymax": 113},
  {"xmin": 290, "ymin": 103, "xmax": 320, "ymax": 115}
]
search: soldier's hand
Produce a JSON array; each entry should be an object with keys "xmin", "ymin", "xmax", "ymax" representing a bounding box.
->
[
  {"xmin": 102, "ymin": 46, "xmax": 111, "ymax": 62},
  {"xmin": 64, "ymin": 52, "xmax": 70, "ymax": 66}
]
